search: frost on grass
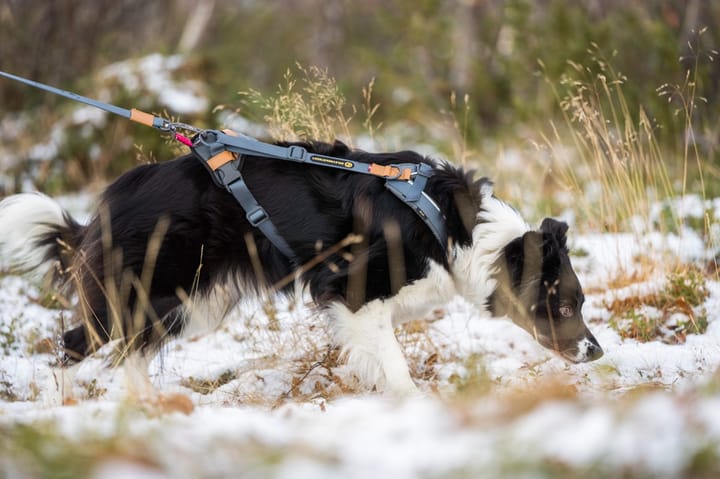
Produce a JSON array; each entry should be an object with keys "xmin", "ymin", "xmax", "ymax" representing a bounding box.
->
[{"xmin": 1, "ymin": 195, "xmax": 720, "ymax": 477}]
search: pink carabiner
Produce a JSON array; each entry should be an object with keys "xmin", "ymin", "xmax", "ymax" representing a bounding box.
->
[{"xmin": 175, "ymin": 133, "xmax": 193, "ymax": 147}]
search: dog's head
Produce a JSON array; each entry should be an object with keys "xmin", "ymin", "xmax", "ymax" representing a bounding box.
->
[{"xmin": 486, "ymin": 217, "xmax": 603, "ymax": 363}]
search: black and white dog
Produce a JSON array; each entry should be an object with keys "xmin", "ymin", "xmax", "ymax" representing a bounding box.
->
[{"xmin": 0, "ymin": 140, "xmax": 602, "ymax": 395}]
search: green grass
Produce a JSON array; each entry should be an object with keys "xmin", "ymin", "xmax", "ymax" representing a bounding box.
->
[
  {"xmin": 448, "ymin": 353, "xmax": 494, "ymax": 397},
  {"xmin": 0, "ymin": 314, "xmax": 21, "ymax": 356}
]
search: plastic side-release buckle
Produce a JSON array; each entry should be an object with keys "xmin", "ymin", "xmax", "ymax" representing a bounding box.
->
[
  {"xmin": 416, "ymin": 162, "xmax": 433, "ymax": 178},
  {"xmin": 216, "ymin": 161, "xmax": 242, "ymax": 186},
  {"xmin": 287, "ymin": 145, "xmax": 306, "ymax": 161},
  {"xmin": 246, "ymin": 206, "xmax": 269, "ymax": 226}
]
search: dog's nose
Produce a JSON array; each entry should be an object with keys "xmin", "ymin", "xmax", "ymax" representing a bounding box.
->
[{"xmin": 587, "ymin": 336, "xmax": 604, "ymax": 361}]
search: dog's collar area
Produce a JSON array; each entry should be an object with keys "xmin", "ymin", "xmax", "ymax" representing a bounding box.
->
[{"xmin": 191, "ymin": 130, "xmax": 448, "ymax": 263}]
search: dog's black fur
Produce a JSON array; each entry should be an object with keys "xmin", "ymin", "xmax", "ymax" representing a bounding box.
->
[
  {"xmin": 42, "ymin": 141, "xmax": 483, "ymax": 359},
  {"xmin": 0, "ymin": 139, "xmax": 603, "ymax": 380}
]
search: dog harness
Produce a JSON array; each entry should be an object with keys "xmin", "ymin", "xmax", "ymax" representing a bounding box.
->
[
  {"xmin": 191, "ymin": 130, "xmax": 447, "ymax": 264},
  {"xmin": 0, "ymin": 69, "xmax": 448, "ymax": 264}
]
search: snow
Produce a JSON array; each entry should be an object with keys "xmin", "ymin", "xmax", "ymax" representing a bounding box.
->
[
  {"xmin": 2, "ymin": 194, "xmax": 720, "ymax": 477},
  {"xmin": 2, "ymin": 50, "xmax": 718, "ymax": 474},
  {"xmin": 98, "ymin": 53, "xmax": 208, "ymax": 115}
]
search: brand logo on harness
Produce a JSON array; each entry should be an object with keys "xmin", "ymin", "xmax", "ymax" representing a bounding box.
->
[{"xmin": 311, "ymin": 156, "xmax": 354, "ymax": 169}]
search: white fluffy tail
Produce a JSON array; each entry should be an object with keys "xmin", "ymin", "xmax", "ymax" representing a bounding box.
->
[{"xmin": 0, "ymin": 193, "xmax": 75, "ymax": 277}]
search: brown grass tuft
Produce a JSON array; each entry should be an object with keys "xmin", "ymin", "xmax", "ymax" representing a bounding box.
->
[{"xmin": 606, "ymin": 267, "xmax": 709, "ymax": 343}]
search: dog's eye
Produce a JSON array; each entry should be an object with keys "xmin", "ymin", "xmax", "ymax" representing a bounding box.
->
[{"xmin": 559, "ymin": 305, "xmax": 574, "ymax": 317}]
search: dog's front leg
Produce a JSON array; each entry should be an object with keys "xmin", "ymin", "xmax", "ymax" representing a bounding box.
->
[
  {"xmin": 388, "ymin": 261, "xmax": 457, "ymax": 326},
  {"xmin": 329, "ymin": 300, "xmax": 418, "ymax": 396}
]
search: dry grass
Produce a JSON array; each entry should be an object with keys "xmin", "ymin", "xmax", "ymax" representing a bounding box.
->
[
  {"xmin": 536, "ymin": 33, "xmax": 716, "ymax": 241},
  {"xmin": 445, "ymin": 91, "xmax": 474, "ymax": 168},
  {"xmin": 5, "ymin": 55, "xmax": 716, "ymax": 411},
  {"xmin": 236, "ymin": 64, "xmax": 355, "ymax": 144},
  {"xmin": 593, "ymin": 254, "xmax": 661, "ymax": 293},
  {"xmin": 606, "ymin": 267, "xmax": 709, "ymax": 343},
  {"xmin": 539, "ymin": 45, "xmax": 676, "ymax": 233}
]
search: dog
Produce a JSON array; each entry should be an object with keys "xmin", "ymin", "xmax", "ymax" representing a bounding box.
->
[{"xmin": 0, "ymin": 139, "xmax": 603, "ymax": 395}]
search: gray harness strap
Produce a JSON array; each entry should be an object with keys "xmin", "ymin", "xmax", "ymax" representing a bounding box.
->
[
  {"xmin": 0, "ymin": 70, "xmax": 447, "ymax": 262},
  {"xmin": 192, "ymin": 134, "xmax": 299, "ymax": 263},
  {"xmin": 227, "ymin": 158, "xmax": 298, "ymax": 262},
  {"xmin": 192, "ymin": 130, "xmax": 448, "ymax": 264},
  {"xmin": 384, "ymin": 162, "xmax": 447, "ymax": 249}
]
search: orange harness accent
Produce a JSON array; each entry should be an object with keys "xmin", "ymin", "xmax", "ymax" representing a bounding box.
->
[
  {"xmin": 206, "ymin": 130, "xmax": 239, "ymax": 170},
  {"xmin": 129, "ymin": 108, "xmax": 156, "ymax": 127},
  {"xmin": 207, "ymin": 150, "xmax": 237, "ymax": 170},
  {"xmin": 368, "ymin": 163, "xmax": 413, "ymax": 180}
]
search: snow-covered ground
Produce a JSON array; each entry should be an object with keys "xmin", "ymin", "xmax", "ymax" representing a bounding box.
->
[
  {"xmin": 2, "ymin": 49, "xmax": 719, "ymax": 477},
  {"xmin": 1, "ymin": 193, "xmax": 720, "ymax": 478}
]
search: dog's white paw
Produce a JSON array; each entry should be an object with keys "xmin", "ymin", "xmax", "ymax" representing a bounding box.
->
[{"xmin": 384, "ymin": 378, "xmax": 422, "ymax": 398}]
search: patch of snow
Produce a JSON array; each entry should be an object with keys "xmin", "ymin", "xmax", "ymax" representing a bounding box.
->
[
  {"xmin": 2, "ymin": 192, "xmax": 720, "ymax": 476},
  {"xmin": 71, "ymin": 106, "xmax": 107, "ymax": 128},
  {"xmin": 217, "ymin": 110, "xmax": 268, "ymax": 139},
  {"xmin": 98, "ymin": 53, "xmax": 208, "ymax": 115}
]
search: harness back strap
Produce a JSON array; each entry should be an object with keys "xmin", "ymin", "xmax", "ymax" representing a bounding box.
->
[
  {"xmin": 192, "ymin": 130, "xmax": 447, "ymax": 262},
  {"xmin": 209, "ymin": 131, "xmax": 417, "ymax": 181}
]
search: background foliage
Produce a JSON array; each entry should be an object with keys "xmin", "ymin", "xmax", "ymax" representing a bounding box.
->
[{"xmin": 0, "ymin": 0, "xmax": 718, "ymax": 197}]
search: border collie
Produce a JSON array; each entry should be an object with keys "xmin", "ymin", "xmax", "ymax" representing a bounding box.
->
[{"xmin": 0, "ymin": 140, "xmax": 602, "ymax": 395}]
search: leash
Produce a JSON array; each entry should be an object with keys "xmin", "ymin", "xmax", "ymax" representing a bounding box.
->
[{"xmin": 0, "ymin": 70, "xmax": 448, "ymax": 263}]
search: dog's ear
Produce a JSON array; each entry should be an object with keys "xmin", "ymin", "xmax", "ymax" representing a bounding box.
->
[
  {"xmin": 477, "ymin": 178, "xmax": 494, "ymax": 202},
  {"xmin": 503, "ymin": 231, "xmax": 542, "ymax": 286},
  {"xmin": 497, "ymin": 230, "xmax": 543, "ymax": 293},
  {"xmin": 453, "ymin": 190, "xmax": 477, "ymax": 236},
  {"xmin": 454, "ymin": 176, "xmax": 492, "ymax": 236},
  {"xmin": 539, "ymin": 218, "xmax": 569, "ymax": 248}
]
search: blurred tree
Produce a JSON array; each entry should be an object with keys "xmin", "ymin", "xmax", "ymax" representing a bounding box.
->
[
  {"xmin": 0, "ymin": 0, "xmax": 717, "ymax": 184},
  {"xmin": 0, "ymin": 0, "xmax": 176, "ymax": 110}
]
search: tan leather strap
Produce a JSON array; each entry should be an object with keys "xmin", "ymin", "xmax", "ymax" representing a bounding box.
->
[
  {"xmin": 368, "ymin": 163, "xmax": 412, "ymax": 180},
  {"xmin": 207, "ymin": 130, "xmax": 240, "ymax": 170},
  {"xmin": 129, "ymin": 108, "xmax": 155, "ymax": 127},
  {"xmin": 207, "ymin": 150, "xmax": 237, "ymax": 170}
]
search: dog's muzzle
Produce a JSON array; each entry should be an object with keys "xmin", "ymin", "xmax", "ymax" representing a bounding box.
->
[{"xmin": 562, "ymin": 333, "xmax": 604, "ymax": 363}]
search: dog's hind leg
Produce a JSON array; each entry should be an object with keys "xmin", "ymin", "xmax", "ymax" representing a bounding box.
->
[
  {"xmin": 329, "ymin": 300, "xmax": 418, "ymax": 396},
  {"xmin": 62, "ymin": 325, "xmax": 91, "ymax": 362},
  {"xmin": 61, "ymin": 294, "xmax": 184, "ymax": 361},
  {"xmin": 123, "ymin": 349, "xmax": 155, "ymax": 398},
  {"xmin": 43, "ymin": 361, "xmax": 81, "ymax": 406}
]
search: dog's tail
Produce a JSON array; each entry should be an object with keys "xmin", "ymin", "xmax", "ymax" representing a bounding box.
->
[{"xmin": 0, "ymin": 193, "xmax": 85, "ymax": 282}]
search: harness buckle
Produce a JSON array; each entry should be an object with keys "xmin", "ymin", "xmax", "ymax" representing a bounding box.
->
[
  {"xmin": 287, "ymin": 145, "xmax": 306, "ymax": 161},
  {"xmin": 216, "ymin": 161, "xmax": 242, "ymax": 186},
  {"xmin": 246, "ymin": 206, "xmax": 269, "ymax": 226},
  {"xmin": 416, "ymin": 163, "xmax": 433, "ymax": 178}
]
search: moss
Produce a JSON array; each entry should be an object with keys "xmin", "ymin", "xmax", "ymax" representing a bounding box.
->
[
  {"xmin": 448, "ymin": 353, "xmax": 494, "ymax": 397},
  {"xmin": 1, "ymin": 423, "xmax": 100, "ymax": 479},
  {"xmin": 182, "ymin": 369, "xmax": 237, "ymax": 395}
]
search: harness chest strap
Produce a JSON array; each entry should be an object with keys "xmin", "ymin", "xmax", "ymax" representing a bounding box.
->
[
  {"xmin": 192, "ymin": 135, "xmax": 299, "ymax": 263},
  {"xmin": 225, "ymin": 158, "xmax": 298, "ymax": 262},
  {"xmin": 191, "ymin": 130, "xmax": 448, "ymax": 262}
]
